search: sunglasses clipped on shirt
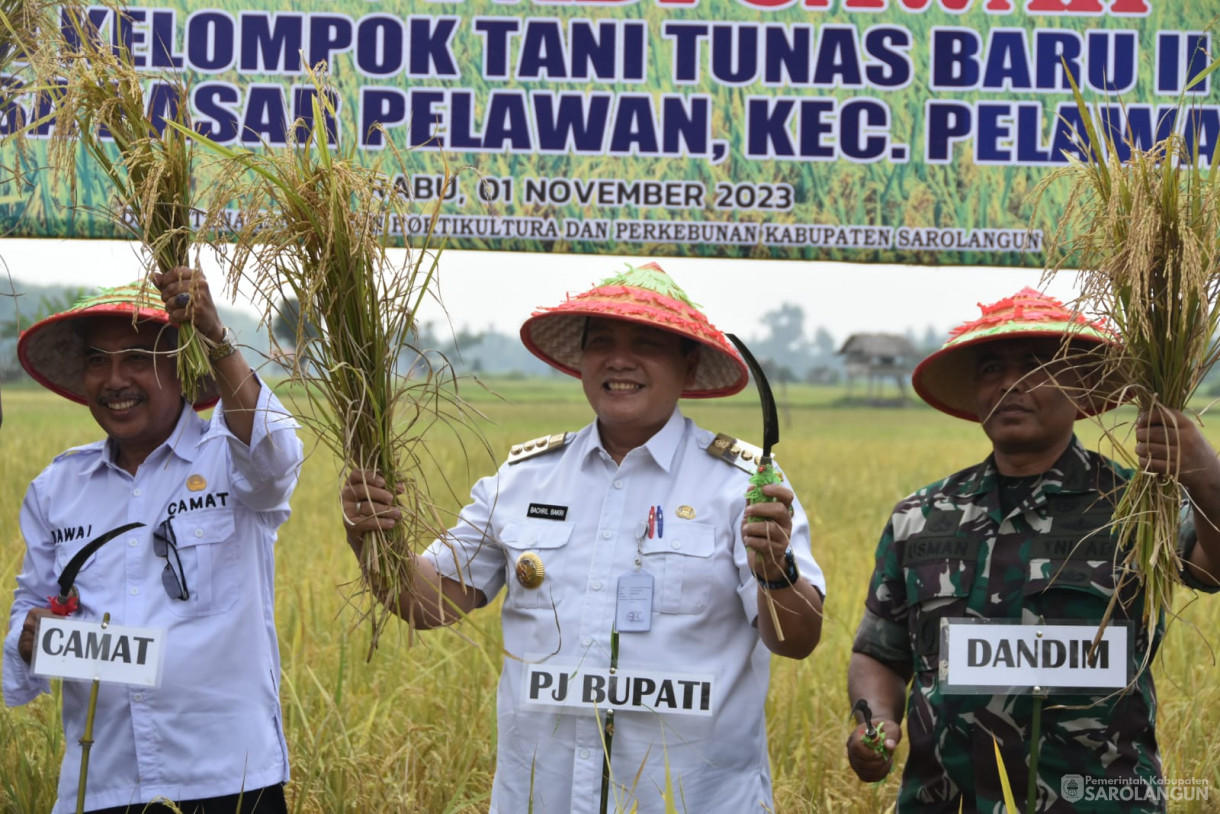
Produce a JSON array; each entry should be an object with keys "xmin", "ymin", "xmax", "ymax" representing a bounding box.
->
[{"xmin": 153, "ymin": 518, "xmax": 190, "ymax": 601}]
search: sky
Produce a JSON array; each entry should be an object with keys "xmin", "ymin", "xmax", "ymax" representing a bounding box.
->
[{"xmin": 0, "ymin": 237, "xmax": 1086, "ymax": 343}]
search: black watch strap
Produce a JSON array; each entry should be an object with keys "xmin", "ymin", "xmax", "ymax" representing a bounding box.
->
[{"xmin": 755, "ymin": 547, "xmax": 799, "ymax": 590}]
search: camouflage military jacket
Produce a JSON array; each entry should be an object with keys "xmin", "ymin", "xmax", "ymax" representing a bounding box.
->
[{"xmin": 852, "ymin": 436, "xmax": 1213, "ymax": 814}]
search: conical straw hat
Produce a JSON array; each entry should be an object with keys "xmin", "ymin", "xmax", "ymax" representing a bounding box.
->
[
  {"xmin": 18, "ymin": 282, "xmax": 219, "ymax": 408},
  {"xmin": 912, "ymin": 287, "xmax": 1119, "ymax": 421},
  {"xmin": 520, "ymin": 261, "xmax": 748, "ymax": 398}
]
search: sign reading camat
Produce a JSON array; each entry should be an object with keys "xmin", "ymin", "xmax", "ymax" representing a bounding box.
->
[
  {"xmin": 524, "ymin": 664, "xmax": 714, "ymax": 717},
  {"xmin": 941, "ymin": 620, "xmax": 1130, "ymax": 694},
  {"xmin": 32, "ymin": 616, "xmax": 166, "ymax": 687}
]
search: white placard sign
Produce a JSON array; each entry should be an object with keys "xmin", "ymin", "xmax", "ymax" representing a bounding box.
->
[
  {"xmin": 523, "ymin": 664, "xmax": 715, "ymax": 717},
  {"xmin": 32, "ymin": 616, "xmax": 166, "ymax": 687},
  {"xmin": 941, "ymin": 619, "xmax": 1131, "ymax": 695}
]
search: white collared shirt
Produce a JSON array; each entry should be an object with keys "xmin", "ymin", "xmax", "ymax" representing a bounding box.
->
[
  {"xmin": 3, "ymin": 383, "xmax": 302, "ymax": 814},
  {"xmin": 426, "ymin": 407, "xmax": 825, "ymax": 814}
]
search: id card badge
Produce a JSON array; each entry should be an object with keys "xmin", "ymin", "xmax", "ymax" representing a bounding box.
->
[{"xmin": 616, "ymin": 571, "xmax": 654, "ymax": 632}]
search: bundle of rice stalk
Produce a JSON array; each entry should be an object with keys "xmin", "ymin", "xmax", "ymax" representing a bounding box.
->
[
  {"xmin": 173, "ymin": 65, "xmax": 487, "ymax": 654},
  {"xmin": 42, "ymin": 9, "xmax": 221, "ymax": 401},
  {"xmin": 0, "ymin": 0, "xmax": 33, "ymax": 71},
  {"xmin": 1039, "ymin": 66, "xmax": 1220, "ymax": 648},
  {"xmin": 0, "ymin": 0, "xmax": 64, "ymax": 184},
  {"xmin": 0, "ymin": 0, "xmax": 53, "ymax": 119}
]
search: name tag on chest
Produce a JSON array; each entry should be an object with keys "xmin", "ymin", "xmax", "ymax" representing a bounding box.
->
[
  {"xmin": 32, "ymin": 616, "xmax": 166, "ymax": 687},
  {"xmin": 940, "ymin": 619, "xmax": 1131, "ymax": 694},
  {"xmin": 616, "ymin": 571, "xmax": 654, "ymax": 632},
  {"xmin": 523, "ymin": 664, "xmax": 715, "ymax": 717}
]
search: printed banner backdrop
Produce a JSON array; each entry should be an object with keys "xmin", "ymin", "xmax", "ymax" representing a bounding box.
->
[{"xmin": 0, "ymin": 0, "xmax": 1217, "ymax": 266}]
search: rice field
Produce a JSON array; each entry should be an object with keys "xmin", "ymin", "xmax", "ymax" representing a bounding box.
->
[{"xmin": 1, "ymin": 380, "xmax": 1218, "ymax": 813}]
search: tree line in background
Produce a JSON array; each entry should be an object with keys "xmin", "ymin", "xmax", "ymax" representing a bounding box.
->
[
  {"xmin": 0, "ymin": 279, "xmax": 985, "ymax": 395},
  {"xmin": 12, "ymin": 280, "xmax": 1220, "ymax": 402}
]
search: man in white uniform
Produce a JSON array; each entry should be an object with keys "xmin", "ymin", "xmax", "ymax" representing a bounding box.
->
[
  {"xmin": 343, "ymin": 262, "xmax": 825, "ymax": 813},
  {"xmin": 4, "ymin": 269, "xmax": 302, "ymax": 814}
]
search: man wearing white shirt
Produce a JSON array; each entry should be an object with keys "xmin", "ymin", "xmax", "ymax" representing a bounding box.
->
[
  {"xmin": 343, "ymin": 262, "xmax": 825, "ymax": 813},
  {"xmin": 3, "ymin": 268, "xmax": 303, "ymax": 814}
]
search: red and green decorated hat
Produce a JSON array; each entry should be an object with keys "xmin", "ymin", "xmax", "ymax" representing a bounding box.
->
[
  {"xmin": 912, "ymin": 287, "xmax": 1119, "ymax": 421},
  {"xmin": 519, "ymin": 261, "xmax": 749, "ymax": 398},
  {"xmin": 18, "ymin": 282, "xmax": 220, "ymax": 409}
]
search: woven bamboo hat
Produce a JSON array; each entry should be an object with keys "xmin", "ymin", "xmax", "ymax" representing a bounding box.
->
[
  {"xmin": 18, "ymin": 282, "xmax": 220, "ymax": 408},
  {"xmin": 519, "ymin": 261, "xmax": 748, "ymax": 398},
  {"xmin": 912, "ymin": 287, "xmax": 1119, "ymax": 421}
]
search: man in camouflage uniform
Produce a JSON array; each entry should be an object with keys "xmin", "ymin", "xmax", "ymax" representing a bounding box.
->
[{"xmin": 845, "ymin": 289, "xmax": 1220, "ymax": 813}]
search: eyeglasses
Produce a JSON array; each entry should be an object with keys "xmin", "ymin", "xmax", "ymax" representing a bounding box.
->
[{"xmin": 152, "ymin": 519, "xmax": 190, "ymax": 601}]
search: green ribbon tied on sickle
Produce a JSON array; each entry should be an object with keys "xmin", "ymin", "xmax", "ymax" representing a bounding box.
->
[
  {"xmin": 745, "ymin": 463, "xmax": 784, "ymax": 513},
  {"xmin": 852, "ymin": 699, "xmax": 890, "ymax": 771}
]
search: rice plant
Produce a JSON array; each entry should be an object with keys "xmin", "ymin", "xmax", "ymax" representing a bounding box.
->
[
  {"xmin": 173, "ymin": 63, "xmax": 489, "ymax": 655},
  {"xmin": 0, "ymin": 0, "xmax": 60, "ymax": 185},
  {"xmin": 38, "ymin": 4, "xmax": 224, "ymax": 400},
  {"xmin": 1038, "ymin": 62, "xmax": 1220, "ymax": 649},
  {"xmin": 0, "ymin": 0, "xmax": 34, "ymax": 75}
]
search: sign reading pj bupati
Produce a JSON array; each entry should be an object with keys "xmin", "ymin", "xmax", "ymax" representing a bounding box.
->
[
  {"xmin": 523, "ymin": 663, "xmax": 716, "ymax": 717},
  {"xmin": 2, "ymin": 1, "xmax": 1217, "ymax": 265}
]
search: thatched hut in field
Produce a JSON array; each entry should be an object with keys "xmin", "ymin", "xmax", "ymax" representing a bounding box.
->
[{"xmin": 838, "ymin": 333, "xmax": 919, "ymax": 405}]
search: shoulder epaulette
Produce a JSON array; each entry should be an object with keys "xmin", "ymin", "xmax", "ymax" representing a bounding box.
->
[
  {"xmin": 507, "ymin": 432, "xmax": 574, "ymax": 465},
  {"xmin": 706, "ymin": 432, "xmax": 766, "ymax": 475},
  {"xmin": 52, "ymin": 442, "xmax": 101, "ymax": 464}
]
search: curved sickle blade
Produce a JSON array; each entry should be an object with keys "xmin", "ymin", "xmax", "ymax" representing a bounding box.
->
[
  {"xmin": 726, "ymin": 333, "xmax": 779, "ymax": 460},
  {"xmin": 55, "ymin": 522, "xmax": 146, "ymax": 604}
]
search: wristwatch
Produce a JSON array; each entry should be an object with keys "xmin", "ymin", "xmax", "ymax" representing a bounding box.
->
[
  {"xmin": 208, "ymin": 326, "xmax": 237, "ymax": 362},
  {"xmin": 754, "ymin": 547, "xmax": 800, "ymax": 590}
]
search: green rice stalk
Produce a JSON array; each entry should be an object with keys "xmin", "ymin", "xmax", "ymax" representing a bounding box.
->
[
  {"xmin": 173, "ymin": 63, "xmax": 488, "ymax": 656},
  {"xmin": 1037, "ymin": 62, "xmax": 1220, "ymax": 652},
  {"xmin": 42, "ymin": 7, "xmax": 217, "ymax": 401}
]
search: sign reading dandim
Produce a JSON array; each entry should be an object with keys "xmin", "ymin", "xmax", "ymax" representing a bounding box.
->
[{"xmin": 940, "ymin": 619, "xmax": 1131, "ymax": 694}]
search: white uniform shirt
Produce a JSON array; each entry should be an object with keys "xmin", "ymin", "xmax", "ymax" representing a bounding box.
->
[
  {"xmin": 426, "ymin": 408, "xmax": 825, "ymax": 814},
  {"xmin": 3, "ymin": 383, "xmax": 302, "ymax": 814}
]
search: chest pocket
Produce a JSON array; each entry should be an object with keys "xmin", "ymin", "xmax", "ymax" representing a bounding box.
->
[
  {"xmin": 501, "ymin": 521, "xmax": 574, "ymax": 610},
  {"xmin": 53, "ymin": 530, "xmax": 121, "ymax": 601},
  {"xmin": 640, "ymin": 522, "xmax": 715, "ymax": 614},
  {"xmin": 901, "ymin": 535, "xmax": 980, "ymax": 669},
  {"xmin": 166, "ymin": 510, "xmax": 239, "ymax": 618},
  {"xmin": 1024, "ymin": 527, "xmax": 1119, "ymax": 620}
]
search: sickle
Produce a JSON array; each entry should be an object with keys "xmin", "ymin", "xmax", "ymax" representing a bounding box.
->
[
  {"xmin": 726, "ymin": 334, "xmax": 779, "ymax": 463},
  {"xmin": 852, "ymin": 698, "xmax": 879, "ymax": 740},
  {"xmin": 50, "ymin": 522, "xmax": 146, "ymax": 616}
]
